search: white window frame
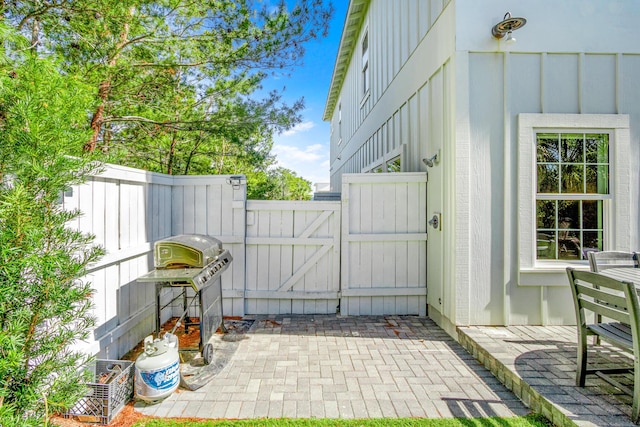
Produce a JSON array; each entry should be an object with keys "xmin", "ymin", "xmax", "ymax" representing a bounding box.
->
[
  {"xmin": 363, "ymin": 162, "xmax": 384, "ymax": 174},
  {"xmin": 518, "ymin": 114, "xmax": 631, "ymax": 285},
  {"xmin": 362, "ymin": 145, "xmax": 404, "ymax": 174},
  {"xmin": 338, "ymin": 101, "xmax": 342, "ymax": 145},
  {"xmin": 386, "ymin": 155, "xmax": 401, "ymax": 173},
  {"xmin": 360, "ymin": 28, "xmax": 370, "ymax": 104}
]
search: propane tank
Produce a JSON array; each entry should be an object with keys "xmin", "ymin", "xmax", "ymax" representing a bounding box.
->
[{"xmin": 135, "ymin": 333, "xmax": 180, "ymax": 402}]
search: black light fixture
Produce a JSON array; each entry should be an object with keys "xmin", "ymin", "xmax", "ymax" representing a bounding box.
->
[
  {"xmin": 226, "ymin": 175, "xmax": 245, "ymax": 189},
  {"xmin": 491, "ymin": 12, "xmax": 527, "ymax": 43}
]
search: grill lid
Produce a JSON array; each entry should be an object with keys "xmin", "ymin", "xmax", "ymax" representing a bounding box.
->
[
  {"xmin": 137, "ymin": 248, "xmax": 232, "ymax": 291},
  {"xmin": 154, "ymin": 234, "xmax": 223, "ymax": 268}
]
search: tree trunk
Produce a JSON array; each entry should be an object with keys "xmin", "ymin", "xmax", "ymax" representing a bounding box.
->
[
  {"xmin": 84, "ymin": 8, "xmax": 133, "ymax": 152},
  {"xmin": 167, "ymin": 133, "xmax": 177, "ymax": 175},
  {"xmin": 84, "ymin": 81, "xmax": 110, "ymax": 152}
]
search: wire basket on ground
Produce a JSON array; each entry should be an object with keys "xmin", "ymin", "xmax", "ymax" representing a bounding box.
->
[{"xmin": 64, "ymin": 359, "xmax": 134, "ymax": 425}]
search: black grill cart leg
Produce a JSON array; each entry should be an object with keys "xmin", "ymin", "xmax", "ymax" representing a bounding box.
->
[
  {"xmin": 198, "ymin": 288, "xmax": 204, "ymax": 351},
  {"xmin": 183, "ymin": 288, "xmax": 191, "ymax": 333},
  {"xmin": 155, "ymin": 283, "xmax": 163, "ymax": 337}
]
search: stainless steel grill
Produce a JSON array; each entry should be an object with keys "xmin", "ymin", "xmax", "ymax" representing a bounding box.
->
[
  {"xmin": 137, "ymin": 234, "xmax": 233, "ymax": 364},
  {"xmin": 139, "ymin": 234, "xmax": 232, "ymax": 291},
  {"xmin": 154, "ymin": 234, "xmax": 223, "ymax": 268}
]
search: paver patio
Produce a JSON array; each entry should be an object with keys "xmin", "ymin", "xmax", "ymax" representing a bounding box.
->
[
  {"xmin": 133, "ymin": 315, "xmax": 638, "ymax": 426},
  {"xmin": 459, "ymin": 324, "xmax": 637, "ymax": 426},
  {"xmin": 134, "ymin": 315, "xmax": 530, "ymax": 420}
]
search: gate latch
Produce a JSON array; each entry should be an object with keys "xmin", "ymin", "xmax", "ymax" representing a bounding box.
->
[{"xmin": 428, "ymin": 213, "xmax": 441, "ymax": 230}]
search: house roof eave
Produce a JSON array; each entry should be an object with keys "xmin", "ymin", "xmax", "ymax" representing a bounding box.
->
[{"xmin": 322, "ymin": 0, "xmax": 370, "ymax": 122}]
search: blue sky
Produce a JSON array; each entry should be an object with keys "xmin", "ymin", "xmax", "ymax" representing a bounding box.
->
[{"xmin": 262, "ymin": 1, "xmax": 349, "ymax": 187}]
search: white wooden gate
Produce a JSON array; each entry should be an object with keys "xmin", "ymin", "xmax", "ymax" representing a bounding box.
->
[
  {"xmin": 72, "ymin": 167, "xmax": 428, "ymax": 359},
  {"xmin": 245, "ymin": 200, "xmax": 341, "ymax": 314},
  {"xmin": 340, "ymin": 173, "xmax": 428, "ymax": 315}
]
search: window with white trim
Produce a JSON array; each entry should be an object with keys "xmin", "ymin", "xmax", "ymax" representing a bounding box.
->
[
  {"xmin": 363, "ymin": 147, "xmax": 403, "ymax": 174},
  {"xmin": 338, "ymin": 101, "xmax": 342, "ymax": 145},
  {"xmin": 535, "ymin": 132, "xmax": 609, "ymax": 260},
  {"xmin": 387, "ymin": 156, "xmax": 401, "ymax": 172},
  {"xmin": 518, "ymin": 114, "xmax": 631, "ymax": 277},
  {"xmin": 361, "ymin": 29, "xmax": 369, "ymax": 97}
]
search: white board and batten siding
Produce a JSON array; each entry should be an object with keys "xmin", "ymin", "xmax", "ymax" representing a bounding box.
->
[
  {"xmin": 455, "ymin": 0, "xmax": 640, "ymax": 326},
  {"xmin": 245, "ymin": 200, "xmax": 341, "ymax": 314},
  {"xmin": 341, "ymin": 173, "xmax": 428, "ymax": 316},
  {"xmin": 327, "ymin": 0, "xmax": 453, "ymax": 190}
]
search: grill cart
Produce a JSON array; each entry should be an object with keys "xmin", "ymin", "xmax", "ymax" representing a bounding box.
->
[{"xmin": 137, "ymin": 234, "xmax": 232, "ymax": 365}]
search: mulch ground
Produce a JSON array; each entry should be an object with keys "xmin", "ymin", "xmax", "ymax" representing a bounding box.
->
[
  {"xmin": 52, "ymin": 403, "xmax": 150, "ymax": 427},
  {"xmin": 122, "ymin": 316, "xmax": 205, "ymax": 361},
  {"xmin": 52, "ymin": 401, "xmax": 216, "ymax": 427},
  {"xmin": 52, "ymin": 317, "xmax": 242, "ymax": 427}
]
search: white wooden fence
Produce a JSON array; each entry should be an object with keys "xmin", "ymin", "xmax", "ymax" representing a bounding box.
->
[
  {"xmin": 341, "ymin": 173, "xmax": 428, "ymax": 315},
  {"xmin": 64, "ymin": 165, "xmax": 173, "ymax": 359},
  {"xmin": 69, "ymin": 165, "xmax": 427, "ymax": 358}
]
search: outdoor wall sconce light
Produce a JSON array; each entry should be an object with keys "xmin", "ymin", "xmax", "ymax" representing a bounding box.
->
[
  {"xmin": 226, "ymin": 175, "xmax": 245, "ymax": 189},
  {"xmin": 491, "ymin": 12, "xmax": 527, "ymax": 43},
  {"xmin": 422, "ymin": 151, "xmax": 439, "ymax": 168}
]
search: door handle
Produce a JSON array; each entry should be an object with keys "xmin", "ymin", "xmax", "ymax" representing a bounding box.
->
[{"xmin": 428, "ymin": 214, "xmax": 440, "ymax": 230}]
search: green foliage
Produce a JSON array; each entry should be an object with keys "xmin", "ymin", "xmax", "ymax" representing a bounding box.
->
[
  {"xmin": 0, "ymin": 35, "xmax": 104, "ymax": 425},
  {"xmin": 278, "ymin": 169, "xmax": 313, "ymax": 201},
  {"xmin": 246, "ymin": 168, "xmax": 312, "ymax": 201},
  {"xmin": 2, "ymin": 0, "xmax": 333, "ymax": 199}
]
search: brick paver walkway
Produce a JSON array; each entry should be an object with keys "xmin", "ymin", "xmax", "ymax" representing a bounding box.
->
[
  {"xmin": 458, "ymin": 324, "xmax": 637, "ymax": 427},
  {"xmin": 134, "ymin": 315, "xmax": 638, "ymax": 426},
  {"xmin": 134, "ymin": 315, "xmax": 531, "ymax": 420}
]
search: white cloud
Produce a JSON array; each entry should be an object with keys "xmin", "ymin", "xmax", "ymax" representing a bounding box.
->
[
  {"xmin": 272, "ymin": 142, "xmax": 330, "ymax": 185},
  {"xmin": 273, "ymin": 143, "xmax": 324, "ymax": 163},
  {"xmin": 282, "ymin": 121, "xmax": 315, "ymax": 137}
]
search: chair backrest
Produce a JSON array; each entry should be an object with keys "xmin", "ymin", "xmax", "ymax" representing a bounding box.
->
[
  {"xmin": 587, "ymin": 251, "xmax": 638, "ymax": 272},
  {"xmin": 567, "ymin": 268, "xmax": 640, "ymax": 335}
]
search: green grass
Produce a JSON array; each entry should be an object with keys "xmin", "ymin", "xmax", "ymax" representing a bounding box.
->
[{"xmin": 133, "ymin": 414, "xmax": 552, "ymax": 427}]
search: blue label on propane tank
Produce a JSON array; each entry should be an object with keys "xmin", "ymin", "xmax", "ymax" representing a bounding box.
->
[{"xmin": 140, "ymin": 360, "xmax": 180, "ymax": 391}]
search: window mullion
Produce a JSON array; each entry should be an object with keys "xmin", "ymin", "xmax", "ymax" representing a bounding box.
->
[{"xmin": 535, "ymin": 131, "xmax": 610, "ymax": 261}]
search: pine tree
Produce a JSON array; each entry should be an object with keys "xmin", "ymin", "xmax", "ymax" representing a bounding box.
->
[{"xmin": 0, "ymin": 32, "xmax": 104, "ymax": 425}]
